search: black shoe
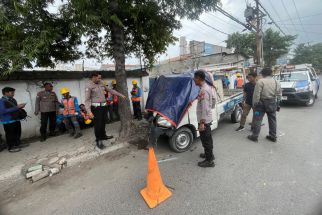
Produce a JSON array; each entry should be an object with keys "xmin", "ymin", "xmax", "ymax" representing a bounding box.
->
[
  {"xmin": 40, "ymin": 136, "xmax": 46, "ymax": 142},
  {"xmin": 8, "ymin": 147, "xmax": 21, "ymax": 153},
  {"xmin": 266, "ymin": 135, "xmax": 277, "ymax": 142},
  {"xmin": 198, "ymin": 160, "xmax": 215, "ymax": 168},
  {"xmin": 200, "ymin": 153, "xmax": 206, "ymax": 159},
  {"xmin": 236, "ymin": 126, "xmax": 245, "ymax": 131},
  {"xmin": 247, "ymin": 135, "xmax": 258, "ymax": 142},
  {"xmin": 96, "ymin": 140, "xmax": 106, "ymax": 150},
  {"xmin": 101, "ymin": 135, "xmax": 114, "ymax": 140}
]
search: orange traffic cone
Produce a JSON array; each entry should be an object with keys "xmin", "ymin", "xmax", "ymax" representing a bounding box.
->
[{"xmin": 140, "ymin": 147, "xmax": 172, "ymax": 208}]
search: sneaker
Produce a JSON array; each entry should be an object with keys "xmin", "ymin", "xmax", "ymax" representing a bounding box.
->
[
  {"xmin": 236, "ymin": 126, "xmax": 245, "ymax": 131},
  {"xmin": 74, "ymin": 133, "xmax": 82, "ymax": 139},
  {"xmin": 266, "ymin": 135, "xmax": 277, "ymax": 142},
  {"xmin": 198, "ymin": 160, "xmax": 215, "ymax": 168},
  {"xmin": 8, "ymin": 147, "xmax": 21, "ymax": 153},
  {"xmin": 247, "ymin": 135, "xmax": 258, "ymax": 142}
]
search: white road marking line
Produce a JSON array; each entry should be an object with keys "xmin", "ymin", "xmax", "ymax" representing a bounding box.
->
[{"xmin": 158, "ymin": 157, "xmax": 178, "ymax": 163}]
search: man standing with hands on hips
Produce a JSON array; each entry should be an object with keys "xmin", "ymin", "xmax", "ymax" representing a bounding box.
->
[
  {"xmin": 35, "ymin": 83, "xmax": 59, "ymax": 142},
  {"xmin": 193, "ymin": 70, "xmax": 215, "ymax": 168},
  {"xmin": 85, "ymin": 72, "xmax": 126, "ymax": 149}
]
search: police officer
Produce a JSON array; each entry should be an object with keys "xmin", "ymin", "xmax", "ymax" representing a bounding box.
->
[
  {"xmin": 193, "ymin": 70, "xmax": 215, "ymax": 168},
  {"xmin": 35, "ymin": 83, "xmax": 59, "ymax": 142},
  {"xmin": 85, "ymin": 72, "xmax": 126, "ymax": 149},
  {"xmin": 248, "ymin": 67, "xmax": 282, "ymax": 142}
]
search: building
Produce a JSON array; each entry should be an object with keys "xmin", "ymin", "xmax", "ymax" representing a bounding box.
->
[{"xmin": 0, "ymin": 69, "xmax": 149, "ymax": 139}]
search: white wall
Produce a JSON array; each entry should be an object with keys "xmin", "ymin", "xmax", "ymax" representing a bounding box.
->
[{"xmin": 0, "ymin": 77, "xmax": 148, "ymax": 139}]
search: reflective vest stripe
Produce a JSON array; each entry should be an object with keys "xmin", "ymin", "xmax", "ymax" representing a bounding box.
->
[{"xmin": 63, "ymin": 97, "xmax": 76, "ymax": 115}]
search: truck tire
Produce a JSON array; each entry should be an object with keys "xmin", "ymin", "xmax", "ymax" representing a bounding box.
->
[
  {"xmin": 305, "ymin": 93, "xmax": 315, "ymax": 106},
  {"xmin": 231, "ymin": 105, "xmax": 242, "ymax": 123},
  {"xmin": 169, "ymin": 127, "xmax": 194, "ymax": 153}
]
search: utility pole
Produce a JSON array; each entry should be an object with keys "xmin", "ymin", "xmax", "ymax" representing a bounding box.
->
[
  {"xmin": 245, "ymin": 0, "xmax": 265, "ymax": 69},
  {"xmin": 255, "ymin": 0, "xmax": 262, "ymax": 66}
]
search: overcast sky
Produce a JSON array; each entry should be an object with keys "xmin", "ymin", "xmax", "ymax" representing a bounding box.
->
[{"xmin": 49, "ymin": 0, "xmax": 322, "ymax": 67}]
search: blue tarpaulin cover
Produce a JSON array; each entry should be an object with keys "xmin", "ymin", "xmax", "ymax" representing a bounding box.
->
[{"xmin": 145, "ymin": 73, "xmax": 201, "ymax": 127}]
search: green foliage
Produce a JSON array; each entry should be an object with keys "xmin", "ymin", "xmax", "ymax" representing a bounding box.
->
[
  {"xmin": 0, "ymin": 0, "xmax": 82, "ymax": 75},
  {"xmin": 1, "ymin": 0, "xmax": 220, "ymax": 74},
  {"xmin": 291, "ymin": 43, "xmax": 322, "ymax": 70},
  {"xmin": 226, "ymin": 28, "xmax": 296, "ymax": 67}
]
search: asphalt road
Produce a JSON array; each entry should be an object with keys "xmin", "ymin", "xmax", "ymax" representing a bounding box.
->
[{"xmin": 1, "ymin": 90, "xmax": 322, "ymax": 215}]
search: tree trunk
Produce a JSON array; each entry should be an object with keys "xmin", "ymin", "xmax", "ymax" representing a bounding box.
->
[{"xmin": 109, "ymin": 1, "xmax": 134, "ymax": 138}]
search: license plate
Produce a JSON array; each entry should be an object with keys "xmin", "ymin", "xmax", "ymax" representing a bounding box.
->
[{"xmin": 282, "ymin": 96, "xmax": 287, "ymax": 100}]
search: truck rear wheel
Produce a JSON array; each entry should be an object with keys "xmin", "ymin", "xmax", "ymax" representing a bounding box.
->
[
  {"xmin": 231, "ymin": 105, "xmax": 242, "ymax": 123},
  {"xmin": 169, "ymin": 127, "xmax": 193, "ymax": 153}
]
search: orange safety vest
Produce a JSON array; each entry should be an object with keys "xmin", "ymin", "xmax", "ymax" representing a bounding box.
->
[
  {"xmin": 236, "ymin": 78, "xmax": 244, "ymax": 88},
  {"xmin": 63, "ymin": 97, "xmax": 76, "ymax": 116},
  {"xmin": 131, "ymin": 88, "xmax": 141, "ymax": 102},
  {"xmin": 81, "ymin": 111, "xmax": 90, "ymax": 120}
]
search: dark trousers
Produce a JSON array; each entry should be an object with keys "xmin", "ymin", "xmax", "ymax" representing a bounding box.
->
[
  {"xmin": 40, "ymin": 111, "xmax": 56, "ymax": 137},
  {"xmin": 252, "ymin": 99, "xmax": 277, "ymax": 138},
  {"xmin": 113, "ymin": 103, "xmax": 120, "ymax": 120},
  {"xmin": 106, "ymin": 104, "xmax": 113, "ymax": 122},
  {"xmin": 63, "ymin": 116, "xmax": 81, "ymax": 135},
  {"xmin": 3, "ymin": 121, "xmax": 21, "ymax": 150},
  {"xmin": 132, "ymin": 101, "xmax": 142, "ymax": 119},
  {"xmin": 252, "ymin": 111, "xmax": 277, "ymax": 138},
  {"xmin": 200, "ymin": 123, "xmax": 214, "ymax": 161},
  {"xmin": 91, "ymin": 106, "xmax": 107, "ymax": 141}
]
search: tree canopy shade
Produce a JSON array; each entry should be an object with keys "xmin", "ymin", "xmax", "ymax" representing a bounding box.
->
[
  {"xmin": 0, "ymin": 0, "xmax": 220, "ymax": 137},
  {"xmin": 291, "ymin": 43, "xmax": 322, "ymax": 70},
  {"xmin": 0, "ymin": 0, "xmax": 82, "ymax": 75},
  {"xmin": 226, "ymin": 28, "xmax": 296, "ymax": 67}
]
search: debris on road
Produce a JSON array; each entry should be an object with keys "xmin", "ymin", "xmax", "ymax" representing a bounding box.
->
[
  {"xmin": 23, "ymin": 156, "xmax": 68, "ymax": 183},
  {"xmin": 32, "ymin": 170, "xmax": 49, "ymax": 183}
]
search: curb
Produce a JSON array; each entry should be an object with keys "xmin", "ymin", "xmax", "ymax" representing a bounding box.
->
[{"xmin": 0, "ymin": 142, "xmax": 130, "ymax": 184}]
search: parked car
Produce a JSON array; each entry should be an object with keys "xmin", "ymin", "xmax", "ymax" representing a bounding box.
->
[
  {"xmin": 276, "ymin": 64, "xmax": 320, "ymax": 106},
  {"xmin": 145, "ymin": 72, "xmax": 243, "ymax": 153}
]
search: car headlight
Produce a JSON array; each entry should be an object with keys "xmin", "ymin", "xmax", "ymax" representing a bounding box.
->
[
  {"xmin": 295, "ymin": 86, "xmax": 309, "ymax": 93},
  {"xmin": 156, "ymin": 116, "xmax": 172, "ymax": 128}
]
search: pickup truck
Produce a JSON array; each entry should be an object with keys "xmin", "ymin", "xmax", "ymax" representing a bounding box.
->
[
  {"xmin": 276, "ymin": 64, "xmax": 320, "ymax": 106},
  {"xmin": 145, "ymin": 73, "xmax": 243, "ymax": 152}
]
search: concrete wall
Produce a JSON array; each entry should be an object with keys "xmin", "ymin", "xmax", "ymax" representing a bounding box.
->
[
  {"xmin": 0, "ymin": 76, "xmax": 149, "ymax": 139},
  {"xmin": 151, "ymin": 53, "xmax": 245, "ymax": 77}
]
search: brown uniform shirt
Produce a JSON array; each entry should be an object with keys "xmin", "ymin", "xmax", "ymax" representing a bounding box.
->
[
  {"xmin": 197, "ymin": 82, "xmax": 213, "ymax": 124},
  {"xmin": 85, "ymin": 81, "xmax": 123, "ymax": 113},
  {"xmin": 35, "ymin": 91, "xmax": 59, "ymax": 113}
]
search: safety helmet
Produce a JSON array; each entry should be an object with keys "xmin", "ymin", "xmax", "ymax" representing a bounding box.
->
[
  {"xmin": 236, "ymin": 73, "xmax": 242, "ymax": 77},
  {"xmin": 225, "ymin": 74, "xmax": 229, "ymax": 77},
  {"xmin": 132, "ymin": 80, "xmax": 138, "ymax": 85},
  {"xmin": 85, "ymin": 119, "xmax": 92, "ymax": 125},
  {"xmin": 112, "ymin": 80, "xmax": 116, "ymax": 85},
  {"xmin": 104, "ymin": 81, "xmax": 108, "ymax": 86},
  {"xmin": 60, "ymin": 87, "xmax": 70, "ymax": 95}
]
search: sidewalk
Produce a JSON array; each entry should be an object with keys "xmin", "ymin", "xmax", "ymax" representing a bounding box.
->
[{"xmin": 0, "ymin": 121, "xmax": 131, "ymax": 185}]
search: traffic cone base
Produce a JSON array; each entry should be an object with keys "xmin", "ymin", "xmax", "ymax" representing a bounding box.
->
[
  {"xmin": 140, "ymin": 186, "xmax": 172, "ymax": 209},
  {"xmin": 140, "ymin": 147, "xmax": 172, "ymax": 208}
]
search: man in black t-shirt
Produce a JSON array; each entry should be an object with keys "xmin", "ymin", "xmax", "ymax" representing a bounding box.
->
[{"xmin": 236, "ymin": 72, "xmax": 257, "ymax": 131}]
